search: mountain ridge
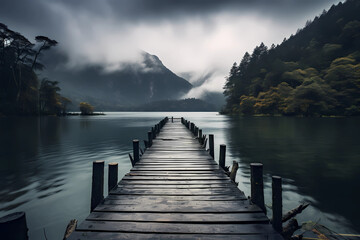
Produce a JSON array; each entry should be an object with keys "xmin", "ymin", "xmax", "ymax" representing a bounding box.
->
[{"xmin": 41, "ymin": 50, "xmax": 193, "ymax": 110}]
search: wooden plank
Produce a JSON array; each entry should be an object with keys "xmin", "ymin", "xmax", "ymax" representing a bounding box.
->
[
  {"xmin": 140, "ymin": 157, "xmax": 214, "ymax": 160},
  {"xmin": 86, "ymin": 212, "xmax": 269, "ymax": 223},
  {"xmin": 131, "ymin": 167, "xmax": 220, "ymax": 171},
  {"xmin": 94, "ymin": 204, "xmax": 261, "ymax": 213},
  {"xmin": 123, "ymin": 175, "xmax": 229, "ymax": 181},
  {"xmin": 135, "ymin": 163, "xmax": 217, "ymax": 166},
  {"xmin": 75, "ymin": 221, "xmax": 279, "ymax": 235},
  {"xmin": 135, "ymin": 162, "xmax": 217, "ymax": 166},
  {"xmin": 118, "ymin": 184, "xmax": 233, "ymax": 189},
  {"xmin": 68, "ymin": 232, "xmax": 283, "ymax": 240},
  {"xmin": 125, "ymin": 170, "xmax": 222, "ymax": 175},
  {"xmin": 119, "ymin": 180, "xmax": 233, "ymax": 185},
  {"xmin": 102, "ymin": 197, "xmax": 247, "ymax": 205},
  {"xmin": 106, "ymin": 195, "xmax": 247, "ymax": 201},
  {"xmin": 95, "ymin": 200, "xmax": 262, "ymax": 213},
  {"xmin": 110, "ymin": 188, "xmax": 241, "ymax": 196}
]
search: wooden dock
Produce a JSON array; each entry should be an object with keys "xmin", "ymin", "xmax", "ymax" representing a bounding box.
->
[{"xmin": 68, "ymin": 117, "xmax": 284, "ymax": 240}]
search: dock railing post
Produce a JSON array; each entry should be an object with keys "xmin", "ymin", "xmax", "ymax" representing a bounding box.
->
[
  {"xmin": 91, "ymin": 160, "xmax": 104, "ymax": 212},
  {"xmin": 198, "ymin": 129, "xmax": 202, "ymax": 143},
  {"xmin": 152, "ymin": 127, "xmax": 156, "ymax": 139},
  {"xmin": 272, "ymin": 176, "xmax": 282, "ymax": 232},
  {"xmin": 108, "ymin": 163, "xmax": 118, "ymax": 192},
  {"xmin": 133, "ymin": 139, "xmax": 140, "ymax": 164},
  {"xmin": 209, "ymin": 134, "xmax": 214, "ymax": 159},
  {"xmin": 219, "ymin": 144, "xmax": 226, "ymax": 169},
  {"xmin": 171, "ymin": 116, "xmax": 173, "ymax": 123},
  {"xmin": 148, "ymin": 131, "xmax": 153, "ymax": 147},
  {"xmin": 250, "ymin": 163, "xmax": 266, "ymax": 214}
]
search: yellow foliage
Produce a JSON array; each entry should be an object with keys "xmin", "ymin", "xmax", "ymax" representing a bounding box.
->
[{"xmin": 331, "ymin": 56, "xmax": 356, "ymax": 66}]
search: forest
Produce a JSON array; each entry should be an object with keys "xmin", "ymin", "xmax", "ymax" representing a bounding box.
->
[
  {"xmin": 0, "ymin": 23, "xmax": 69, "ymax": 116},
  {"xmin": 223, "ymin": 0, "xmax": 360, "ymax": 116}
]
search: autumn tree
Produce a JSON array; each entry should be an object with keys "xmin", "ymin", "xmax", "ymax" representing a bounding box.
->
[{"xmin": 79, "ymin": 102, "xmax": 94, "ymax": 115}]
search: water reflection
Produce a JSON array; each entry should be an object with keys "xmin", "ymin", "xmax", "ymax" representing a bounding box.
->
[
  {"xmin": 0, "ymin": 113, "xmax": 359, "ymax": 239},
  {"xmin": 226, "ymin": 116, "xmax": 360, "ymax": 233}
]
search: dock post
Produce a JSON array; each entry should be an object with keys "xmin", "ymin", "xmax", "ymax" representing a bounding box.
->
[
  {"xmin": 91, "ymin": 160, "xmax": 104, "ymax": 212},
  {"xmin": 191, "ymin": 123, "xmax": 195, "ymax": 134},
  {"xmin": 133, "ymin": 139, "xmax": 140, "ymax": 163},
  {"xmin": 0, "ymin": 212, "xmax": 28, "ymax": 240},
  {"xmin": 250, "ymin": 163, "xmax": 266, "ymax": 214},
  {"xmin": 148, "ymin": 131, "xmax": 153, "ymax": 147},
  {"xmin": 198, "ymin": 129, "xmax": 202, "ymax": 143},
  {"xmin": 108, "ymin": 163, "xmax": 118, "ymax": 192},
  {"xmin": 209, "ymin": 134, "xmax": 214, "ymax": 159},
  {"xmin": 219, "ymin": 144, "xmax": 226, "ymax": 169},
  {"xmin": 171, "ymin": 117, "xmax": 173, "ymax": 123},
  {"xmin": 195, "ymin": 127, "xmax": 198, "ymax": 137},
  {"xmin": 152, "ymin": 127, "xmax": 156, "ymax": 139},
  {"xmin": 272, "ymin": 176, "xmax": 282, "ymax": 232}
]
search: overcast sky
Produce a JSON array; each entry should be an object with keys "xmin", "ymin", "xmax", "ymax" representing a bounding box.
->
[{"xmin": 1, "ymin": 0, "xmax": 342, "ymax": 97}]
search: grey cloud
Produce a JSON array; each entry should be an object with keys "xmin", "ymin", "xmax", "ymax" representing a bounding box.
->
[{"xmin": 0, "ymin": 0, "xmax": 342, "ymax": 95}]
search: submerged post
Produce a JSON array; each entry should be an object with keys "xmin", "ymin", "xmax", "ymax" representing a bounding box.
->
[
  {"xmin": 0, "ymin": 212, "xmax": 28, "ymax": 240},
  {"xmin": 250, "ymin": 163, "xmax": 266, "ymax": 214},
  {"xmin": 133, "ymin": 139, "xmax": 140, "ymax": 164},
  {"xmin": 209, "ymin": 134, "xmax": 214, "ymax": 159},
  {"xmin": 272, "ymin": 176, "xmax": 282, "ymax": 232},
  {"xmin": 108, "ymin": 163, "xmax": 118, "ymax": 192},
  {"xmin": 91, "ymin": 160, "xmax": 104, "ymax": 212},
  {"xmin": 219, "ymin": 144, "xmax": 226, "ymax": 169},
  {"xmin": 148, "ymin": 131, "xmax": 153, "ymax": 147}
]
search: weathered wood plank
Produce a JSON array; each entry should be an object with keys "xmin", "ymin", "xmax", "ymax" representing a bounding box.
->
[
  {"xmin": 86, "ymin": 212, "xmax": 269, "ymax": 223},
  {"xmin": 106, "ymin": 195, "xmax": 247, "ymax": 201},
  {"xmin": 75, "ymin": 221, "xmax": 279, "ymax": 235},
  {"xmin": 118, "ymin": 184, "xmax": 234, "ymax": 189},
  {"xmin": 122, "ymin": 175, "xmax": 229, "ymax": 180},
  {"xmin": 68, "ymin": 232, "xmax": 284, "ymax": 240},
  {"xmin": 131, "ymin": 167, "xmax": 220, "ymax": 171},
  {"xmin": 110, "ymin": 188, "xmax": 241, "ymax": 196},
  {"xmin": 95, "ymin": 200, "xmax": 261, "ymax": 213},
  {"xmin": 125, "ymin": 170, "xmax": 222, "ymax": 175},
  {"xmin": 119, "ymin": 180, "xmax": 233, "ymax": 185}
]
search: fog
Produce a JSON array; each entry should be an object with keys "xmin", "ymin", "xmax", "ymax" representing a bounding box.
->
[{"xmin": 1, "ymin": 0, "xmax": 342, "ymax": 97}]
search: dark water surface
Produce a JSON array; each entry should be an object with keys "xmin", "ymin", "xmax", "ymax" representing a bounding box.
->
[{"xmin": 0, "ymin": 112, "xmax": 359, "ymax": 239}]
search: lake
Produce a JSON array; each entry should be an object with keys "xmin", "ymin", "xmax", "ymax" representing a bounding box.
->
[{"xmin": 0, "ymin": 112, "xmax": 359, "ymax": 239}]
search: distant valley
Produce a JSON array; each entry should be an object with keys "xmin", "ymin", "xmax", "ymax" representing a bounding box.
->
[{"xmin": 41, "ymin": 51, "xmax": 223, "ymax": 111}]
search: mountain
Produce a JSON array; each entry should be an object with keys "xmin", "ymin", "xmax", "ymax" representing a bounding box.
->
[
  {"xmin": 41, "ymin": 51, "xmax": 192, "ymax": 110},
  {"xmin": 223, "ymin": 0, "xmax": 360, "ymax": 116}
]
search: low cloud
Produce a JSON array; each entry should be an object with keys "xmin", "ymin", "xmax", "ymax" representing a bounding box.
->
[{"xmin": 1, "ymin": 0, "xmax": 342, "ymax": 95}]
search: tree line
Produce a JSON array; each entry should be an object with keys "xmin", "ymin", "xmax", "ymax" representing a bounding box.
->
[
  {"xmin": 222, "ymin": 0, "xmax": 360, "ymax": 116},
  {"xmin": 0, "ymin": 23, "xmax": 71, "ymax": 115}
]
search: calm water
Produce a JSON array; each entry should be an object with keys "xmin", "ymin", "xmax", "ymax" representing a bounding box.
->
[{"xmin": 0, "ymin": 112, "xmax": 359, "ymax": 239}]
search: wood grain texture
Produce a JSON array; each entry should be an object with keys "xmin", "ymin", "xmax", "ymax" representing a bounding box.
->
[{"xmin": 68, "ymin": 119, "xmax": 283, "ymax": 240}]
